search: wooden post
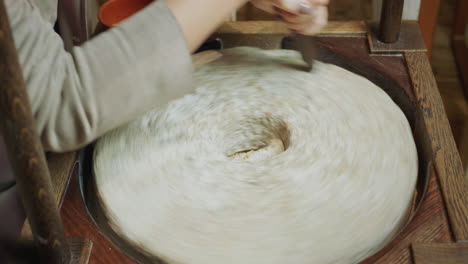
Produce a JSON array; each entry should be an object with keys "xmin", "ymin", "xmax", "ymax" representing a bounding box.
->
[
  {"xmin": 0, "ymin": 0, "xmax": 71, "ymax": 263},
  {"xmin": 379, "ymin": 0, "xmax": 405, "ymax": 43},
  {"xmin": 418, "ymin": 0, "xmax": 440, "ymax": 58}
]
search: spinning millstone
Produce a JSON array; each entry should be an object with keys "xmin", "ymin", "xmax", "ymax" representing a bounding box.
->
[{"xmin": 93, "ymin": 47, "xmax": 418, "ymax": 264}]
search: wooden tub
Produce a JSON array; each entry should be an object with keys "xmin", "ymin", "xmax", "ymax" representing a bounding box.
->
[{"xmin": 20, "ymin": 21, "xmax": 468, "ymax": 264}]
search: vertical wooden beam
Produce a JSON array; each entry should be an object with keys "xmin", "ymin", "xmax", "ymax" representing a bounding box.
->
[
  {"xmin": 452, "ymin": 0, "xmax": 467, "ymax": 37},
  {"xmin": 0, "ymin": 0, "xmax": 71, "ymax": 263},
  {"xmin": 379, "ymin": 0, "xmax": 405, "ymax": 43},
  {"xmin": 452, "ymin": 0, "xmax": 468, "ymax": 98},
  {"xmin": 418, "ymin": 0, "xmax": 441, "ymax": 58},
  {"xmin": 372, "ymin": 0, "xmax": 421, "ymax": 21}
]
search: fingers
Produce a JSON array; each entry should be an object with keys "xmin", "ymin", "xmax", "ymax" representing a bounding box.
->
[
  {"xmin": 274, "ymin": 0, "xmax": 328, "ymax": 15},
  {"xmin": 272, "ymin": 0, "xmax": 300, "ymax": 14},
  {"xmin": 276, "ymin": 8, "xmax": 309, "ymax": 24},
  {"xmin": 277, "ymin": 5, "xmax": 328, "ymax": 35},
  {"xmin": 250, "ymin": 0, "xmax": 328, "ymax": 15},
  {"xmin": 250, "ymin": 0, "xmax": 329, "ymax": 35}
]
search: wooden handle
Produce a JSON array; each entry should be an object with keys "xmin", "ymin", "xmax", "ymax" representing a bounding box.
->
[
  {"xmin": 379, "ymin": 0, "xmax": 404, "ymax": 43},
  {"xmin": 0, "ymin": 0, "xmax": 71, "ymax": 263}
]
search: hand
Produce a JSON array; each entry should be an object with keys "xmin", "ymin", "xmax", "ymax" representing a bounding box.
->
[{"xmin": 250, "ymin": 0, "xmax": 329, "ymax": 35}]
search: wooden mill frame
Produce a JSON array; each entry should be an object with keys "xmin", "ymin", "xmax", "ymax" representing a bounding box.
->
[{"xmin": 0, "ymin": 0, "xmax": 467, "ymax": 263}]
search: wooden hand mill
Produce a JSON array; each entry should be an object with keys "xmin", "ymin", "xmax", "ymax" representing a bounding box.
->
[{"xmin": 0, "ymin": 0, "xmax": 467, "ymax": 263}]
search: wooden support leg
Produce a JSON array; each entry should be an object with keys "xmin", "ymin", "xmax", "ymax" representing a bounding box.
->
[
  {"xmin": 0, "ymin": 0, "xmax": 92, "ymax": 263},
  {"xmin": 67, "ymin": 238, "xmax": 93, "ymax": 264},
  {"xmin": 0, "ymin": 0, "xmax": 70, "ymax": 262},
  {"xmin": 418, "ymin": 0, "xmax": 440, "ymax": 58},
  {"xmin": 379, "ymin": 0, "xmax": 405, "ymax": 43},
  {"xmin": 368, "ymin": 0, "xmax": 427, "ymax": 54}
]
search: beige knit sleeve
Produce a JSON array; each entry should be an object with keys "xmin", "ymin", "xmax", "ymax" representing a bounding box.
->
[{"xmin": 6, "ymin": 0, "xmax": 193, "ymax": 152}]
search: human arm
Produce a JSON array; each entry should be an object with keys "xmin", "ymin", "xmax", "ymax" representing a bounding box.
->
[{"xmin": 5, "ymin": 0, "xmax": 246, "ymax": 152}]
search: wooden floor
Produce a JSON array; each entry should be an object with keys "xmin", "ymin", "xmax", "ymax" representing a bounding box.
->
[{"xmin": 238, "ymin": 1, "xmax": 468, "ymax": 181}]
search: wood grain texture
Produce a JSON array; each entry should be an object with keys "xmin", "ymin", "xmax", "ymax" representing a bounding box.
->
[
  {"xmin": 193, "ymin": 50, "xmax": 223, "ymax": 68},
  {"xmin": 412, "ymin": 242, "xmax": 468, "ymax": 264},
  {"xmin": 0, "ymin": 0, "xmax": 70, "ymax": 262},
  {"xmin": 69, "ymin": 237, "xmax": 93, "ymax": 264},
  {"xmin": 451, "ymin": 0, "xmax": 468, "ymax": 162},
  {"xmin": 429, "ymin": 0, "xmax": 468, "ymax": 171},
  {"xmin": 214, "ymin": 21, "xmax": 367, "ymax": 49},
  {"xmin": 216, "ymin": 21, "xmax": 366, "ymax": 35},
  {"xmin": 405, "ymin": 52, "xmax": 468, "ymax": 242},
  {"xmin": 62, "ymin": 170, "xmax": 136, "ymax": 264},
  {"xmin": 453, "ymin": 40, "xmax": 468, "ymax": 99},
  {"xmin": 46, "ymin": 152, "xmax": 79, "ymax": 207},
  {"xmin": 368, "ymin": 21, "xmax": 427, "ymax": 53},
  {"xmin": 378, "ymin": 0, "xmax": 404, "ymax": 43},
  {"xmin": 20, "ymin": 152, "xmax": 78, "ymax": 239},
  {"xmin": 452, "ymin": 0, "xmax": 467, "ymax": 37}
]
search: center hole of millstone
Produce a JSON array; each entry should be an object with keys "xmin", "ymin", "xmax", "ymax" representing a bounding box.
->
[{"xmin": 225, "ymin": 116, "xmax": 290, "ymax": 162}]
